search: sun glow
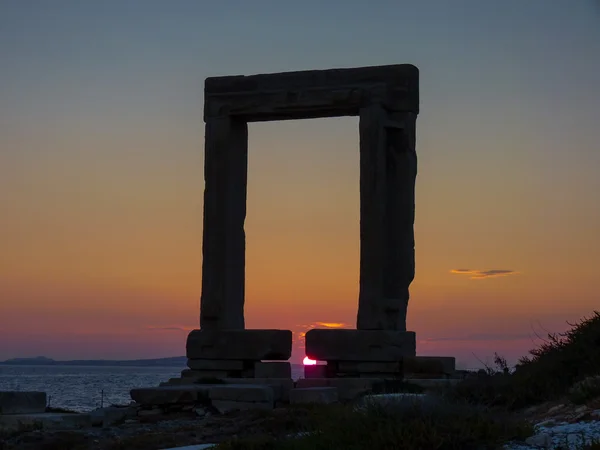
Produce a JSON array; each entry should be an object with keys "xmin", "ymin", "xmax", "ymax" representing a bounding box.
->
[{"xmin": 303, "ymin": 356, "xmax": 317, "ymax": 365}]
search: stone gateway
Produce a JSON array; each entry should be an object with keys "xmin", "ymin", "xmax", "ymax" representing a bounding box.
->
[{"xmin": 187, "ymin": 64, "xmax": 428, "ymax": 378}]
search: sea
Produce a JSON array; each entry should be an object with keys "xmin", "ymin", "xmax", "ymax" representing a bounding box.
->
[{"xmin": 0, "ymin": 364, "xmax": 305, "ymax": 412}]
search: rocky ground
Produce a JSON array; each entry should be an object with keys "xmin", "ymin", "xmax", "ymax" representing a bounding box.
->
[
  {"xmin": 504, "ymin": 398, "xmax": 600, "ymax": 449},
  {"xmin": 0, "ymin": 403, "xmax": 315, "ymax": 450},
  {"xmin": 2, "ymin": 394, "xmax": 600, "ymax": 450}
]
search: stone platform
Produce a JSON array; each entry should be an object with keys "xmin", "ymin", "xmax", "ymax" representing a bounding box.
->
[
  {"xmin": 131, "ymin": 383, "xmax": 280, "ymax": 414},
  {"xmin": 303, "ymin": 329, "xmax": 454, "ymax": 380},
  {"xmin": 0, "ymin": 391, "xmax": 46, "ymax": 415},
  {"xmin": 161, "ymin": 377, "xmax": 294, "ymax": 402},
  {"xmin": 0, "ymin": 391, "xmax": 92, "ymax": 432}
]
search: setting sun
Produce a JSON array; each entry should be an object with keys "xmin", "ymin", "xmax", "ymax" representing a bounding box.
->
[{"xmin": 303, "ymin": 357, "xmax": 317, "ymax": 366}]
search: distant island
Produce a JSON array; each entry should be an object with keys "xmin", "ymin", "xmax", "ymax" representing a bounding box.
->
[{"xmin": 0, "ymin": 356, "xmax": 188, "ymax": 367}]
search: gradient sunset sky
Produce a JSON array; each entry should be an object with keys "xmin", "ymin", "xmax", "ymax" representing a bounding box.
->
[{"xmin": 1, "ymin": 1, "xmax": 599, "ymax": 368}]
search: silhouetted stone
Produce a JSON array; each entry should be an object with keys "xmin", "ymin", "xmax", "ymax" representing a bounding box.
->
[
  {"xmin": 305, "ymin": 329, "xmax": 415, "ymax": 361},
  {"xmin": 254, "ymin": 362, "xmax": 291, "ymax": 379},
  {"xmin": 186, "ymin": 329, "xmax": 292, "ymax": 360},
  {"xmin": 357, "ymin": 107, "xmax": 417, "ymax": 330},
  {"xmin": 199, "ymin": 64, "xmax": 419, "ymax": 333},
  {"xmin": 200, "ymin": 116, "xmax": 248, "ymax": 331},
  {"xmin": 0, "ymin": 391, "xmax": 46, "ymax": 415}
]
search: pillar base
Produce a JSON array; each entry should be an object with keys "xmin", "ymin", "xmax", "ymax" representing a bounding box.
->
[
  {"xmin": 186, "ymin": 329, "xmax": 292, "ymax": 361},
  {"xmin": 305, "ymin": 329, "xmax": 416, "ymax": 362}
]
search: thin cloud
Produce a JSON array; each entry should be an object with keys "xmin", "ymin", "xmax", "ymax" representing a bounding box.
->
[
  {"xmin": 450, "ymin": 269, "xmax": 519, "ymax": 280},
  {"xmin": 294, "ymin": 321, "xmax": 351, "ymax": 347},
  {"xmin": 314, "ymin": 322, "xmax": 346, "ymax": 328}
]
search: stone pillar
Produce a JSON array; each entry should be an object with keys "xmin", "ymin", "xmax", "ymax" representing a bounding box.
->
[
  {"xmin": 357, "ymin": 106, "xmax": 417, "ymax": 331},
  {"xmin": 200, "ymin": 116, "xmax": 248, "ymax": 330}
]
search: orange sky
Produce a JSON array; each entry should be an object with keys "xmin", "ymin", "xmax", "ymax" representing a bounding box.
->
[{"xmin": 1, "ymin": 2, "xmax": 599, "ymax": 368}]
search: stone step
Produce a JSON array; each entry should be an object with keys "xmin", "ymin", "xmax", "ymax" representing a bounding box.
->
[
  {"xmin": 208, "ymin": 385, "xmax": 275, "ymax": 413},
  {"xmin": 131, "ymin": 383, "xmax": 280, "ymax": 411},
  {"xmin": 209, "ymin": 385, "xmax": 273, "ymax": 403},
  {"xmin": 255, "ymin": 362, "xmax": 291, "ymax": 379},
  {"xmin": 159, "ymin": 378, "xmax": 294, "ymax": 401},
  {"xmin": 220, "ymin": 378, "xmax": 294, "ymax": 402},
  {"xmin": 289, "ymin": 387, "xmax": 338, "ymax": 405},
  {"xmin": 295, "ymin": 378, "xmax": 383, "ymax": 401}
]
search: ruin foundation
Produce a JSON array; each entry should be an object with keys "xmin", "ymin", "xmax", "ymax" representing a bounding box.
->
[{"xmin": 145, "ymin": 65, "xmax": 455, "ymax": 401}]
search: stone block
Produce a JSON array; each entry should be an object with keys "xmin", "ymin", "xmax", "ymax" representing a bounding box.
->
[
  {"xmin": 255, "ymin": 362, "xmax": 291, "ymax": 379},
  {"xmin": 211, "ymin": 400, "xmax": 273, "ymax": 414},
  {"xmin": 305, "ymin": 329, "xmax": 415, "ymax": 361},
  {"xmin": 295, "ymin": 378, "xmax": 383, "ymax": 401},
  {"xmin": 0, "ymin": 391, "xmax": 47, "ymax": 414},
  {"xmin": 187, "ymin": 359, "xmax": 251, "ymax": 371},
  {"xmin": 208, "ymin": 385, "xmax": 273, "ymax": 403},
  {"xmin": 181, "ymin": 369, "xmax": 246, "ymax": 379},
  {"xmin": 290, "ymin": 388, "xmax": 338, "ymax": 405},
  {"xmin": 204, "ymin": 64, "xmax": 419, "ymax": 122},
  {"xmin": 130, "ymin": 385, "xmax": 213, "ymax": 406},
  {"xmin": 90, "ymin": 406, "xmax": 135, "ymax": 427},
  {"xmin": 329, "ymin": 378, "xmax": 384, "ymax": 400},
  {"xmin": 334, "ymin": 361, "xmax": 402, "ymax": 374},
  {"xmin": 304, "ymin": 365, "xmax": 328, "ymax": 379},
  {"xmin": 296, "ymin": 378, "xmax": 329, "ymax": 389},
  {"xmin": 162, "ymin": 378, "xmax": 190, "ymax": 386},
  {"xmin": 222, "ymin": 378, "xmax": 293, "ymax": 402},
  {"xmin": 200, "ymin": 116, "xmax": 248, "ymax": 331},
  {"xmin": 0, "ymin": 412, "xmax": 91, "ymax": 431},
  {"xmin": 186, "ymin": 329, "xmax": 292, "ymax": 360},
  {"xmin": 401, "ymin": 356, "xmax": 455, "ymax": 375}
]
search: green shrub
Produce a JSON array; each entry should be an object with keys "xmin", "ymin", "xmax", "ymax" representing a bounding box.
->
[
  {"xmin": 569, "ymin": 375, "xmax": 600, "ymax": 404},
  {"xmin": 446, "ymin": 311, "xmax": 600, "ymax": 409}
]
